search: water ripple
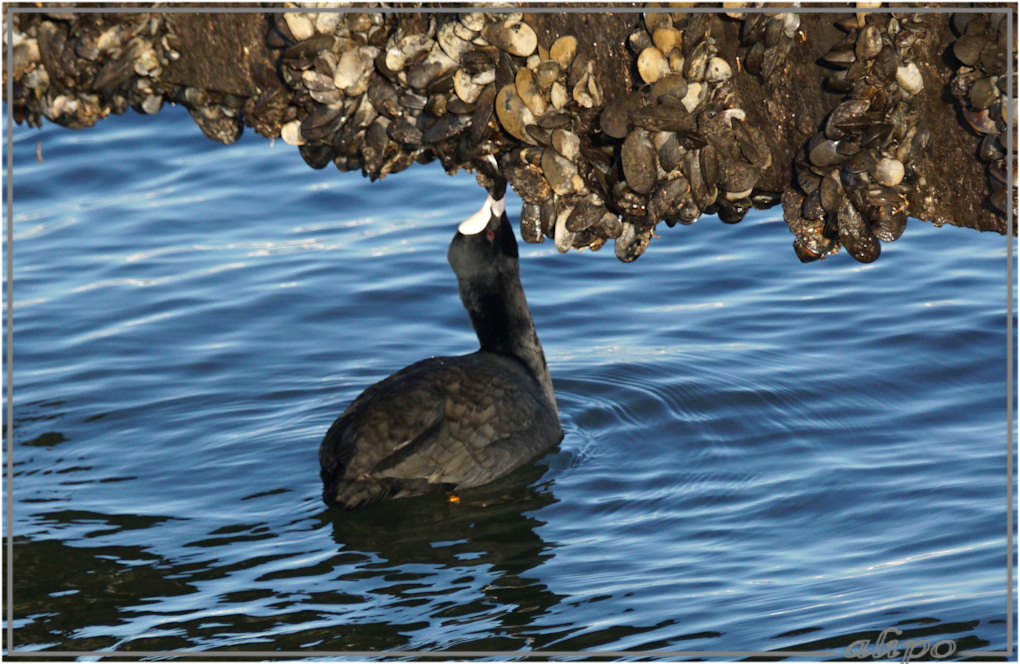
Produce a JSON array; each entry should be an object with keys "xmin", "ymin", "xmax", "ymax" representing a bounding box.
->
[{"xmin": 7, "ymin": 105, "xmax": 1009, "ymax": 656}]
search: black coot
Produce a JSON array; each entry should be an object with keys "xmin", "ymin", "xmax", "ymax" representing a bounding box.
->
[{"xmin": 319, "ymin": 193, "xmax": 562, "ymax": 509}]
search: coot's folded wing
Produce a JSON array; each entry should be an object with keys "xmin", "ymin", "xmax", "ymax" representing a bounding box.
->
[{"xmin": 371, "ymin": 352, "xmax": 559, "ymax": 488}]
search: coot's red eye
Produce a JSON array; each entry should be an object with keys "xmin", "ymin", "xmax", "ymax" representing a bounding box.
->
[{"xmin": 487, "ymin": 230, "xmax": 496, "ymax": 240}]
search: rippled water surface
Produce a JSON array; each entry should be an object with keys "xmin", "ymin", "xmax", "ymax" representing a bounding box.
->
[{"xmin": 5, "ymin": 105, "xmax": 1014, "ymax": 658}]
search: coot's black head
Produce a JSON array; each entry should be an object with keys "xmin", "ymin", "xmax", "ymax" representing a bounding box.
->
[{"xmin": 448, "ymin": 194, "xmax": 519, "ymax": 284}]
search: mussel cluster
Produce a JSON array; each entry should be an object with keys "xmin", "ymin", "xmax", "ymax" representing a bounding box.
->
[
  {"xmin": 5, "ymin": 11, "xmax": 255, "ymax": 144},
  {"xmin": 271, "ymin": 10, "xmax": 778, "ymax": 262},
  {"xmin": 726, "ymin": 9, "xmax": 802, "ymax": 81},
  {"xmin": 5, "ymin": 8, "xmax": 1014, "ymax": 264},
  {"xmin": 272, "ymin": 11, "xmax": 511, "ymax": 178},
  {"xmin": 947, "ymin": 12, "xmax": 1013, "ymax": 217},
  {"xmin": 6, "ymin": 9, "xmax": 780, "ymax": 262},
  {"xmin": 5, "ymin": 12, "xmax": 177, "ymax": 130},
  {"xmin": 275, "ymin": 10, "xmax": 777, "ymax": 262},
  {"xmin": 581, "ymin": 12, "xmax": 775, "ymax": 261},
  {"xmin": 782, "ymin": 12, "xmax": 931, "ymax": 264},
  {"xmin": 270, "ymin": 10, "xmax": 604, "ymax": 205}
]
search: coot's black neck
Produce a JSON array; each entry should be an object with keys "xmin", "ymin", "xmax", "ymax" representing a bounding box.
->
[{"xmin": 459, "ymin": 267, "xmax": 557, "ymax": 414}]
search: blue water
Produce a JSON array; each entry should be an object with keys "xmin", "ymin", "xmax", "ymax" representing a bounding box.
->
[{"xmin": 5, "ymin": 104, "xmax": 1014, "ymax": 658}]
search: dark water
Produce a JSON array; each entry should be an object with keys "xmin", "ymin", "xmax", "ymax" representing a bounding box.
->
[{"xmin": 5, "ymin": 105, "xmax": 1014, "ymax": 658}]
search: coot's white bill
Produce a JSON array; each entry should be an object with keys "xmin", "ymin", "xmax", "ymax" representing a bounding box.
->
[{"xmin": 458, "ymin": 193, "xmax": 506, "ymax": 235}]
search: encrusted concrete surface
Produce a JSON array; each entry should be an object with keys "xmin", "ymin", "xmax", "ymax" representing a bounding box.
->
[{"xmin": 4, "ymin": 5, "xmax": 1015, "ymax": 263}]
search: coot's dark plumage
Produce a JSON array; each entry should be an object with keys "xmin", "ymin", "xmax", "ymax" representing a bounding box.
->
[{"xmin": 319, "ymin": 193, "xmax": 562, "ymax": 509}]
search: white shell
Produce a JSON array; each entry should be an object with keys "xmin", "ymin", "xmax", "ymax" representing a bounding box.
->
[
  {"xmin": 516, "ymin": 68, "xmax": 547, "ymax": 116},
  {"xmin": 552, "ymin": 129, "xmax": 580, "ymax": 161},
  {"xmin": 550, "ymin": 81, "xmax": 569, "ymax": 110},
  {"xmin": 453, "ymin": 21, "xmax": 477, "ymax": 41},
  {"xmin": 549, "ymin": 35, "xmax": 577, "ymax": 68},
  {"xmin": 896, "ymin": 62, "xmax": 924, "ymax": 95},
  {"xmin": 779, "ymin": 12, "xmax": 800, "ymax": 39},
  {"xmin": 680, "ymin": 82, "xmax": 703, "ymax": 113},
  {"xmin": 873, "ymin": 157, "xmax": 904, "ymax": 187},
  {"xmin": 315, "ymin": 12, "xmax": 341, "ymax": 35},
  {"xmin": 473, "ymin": 69, "xmax": 496, "ymax": 86},
  {"xmin": 553, "ymin": 204, "xmax": 576, "ymax": 253},
  {"xmin": 638, "ymin": 46, "xmax": 668, "ymax": 84},
  {"xmin": 281, "ymin": 120, "xmax": 304, "ymax": 146},
  {"xmin": 283, "ymin": 13, "xmax": 315, "ymax": 42},
  {"xmin": 23, "ymin": 67, "xmax": 48, "ymax": 90},
  {"xmin": 721, "ymin": 108, "xmax": 746, "ymax": 127},
  {"xmin": 572, "ymin": 72, "xmax": 596, "ymax": 108},
  {"xmin": 459, "ymin": 12, "xmax": 487, "ymax": 33},
  {"xmin": 504, "ymin": 21, "xmax": 538, "ymax": 57},
  {"xmin": 384, "ymin": 46, "xmax": 407, "ymax": 72},
  {"xmin": 334, "ymin": 47, "xmax": 377, "ymax": 95},
  {"xmin": 458, "ymin": 194, "xmax": 505, "ymax": 235},
  {"xmin": 705, "ymin": 56, "xmax": 732, "ymax": 83},
  {"xmin": 302, "ymin": 69, "xmax": 334, "ymax": 91},
  {"xmin": 96, "ymin": 27, "xmax": 120, "ymax": 52},
  {"xmin": 571, "ymin": 174, "xmax": 587, "ymax": 195},
  {"xmin": 140, "ymin": 95, "xmax": 162, "ymax": 114},
  {"xmin": 454, "ymin": 69, "xmax": 483, "ymax": 103},
  {"xmin": 134, "ymin": 49, "xmax": 160, "ymax": 77},
  {"xmin": 724, "ymin": 187, "xmax": 754, "ymax": 201}
]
